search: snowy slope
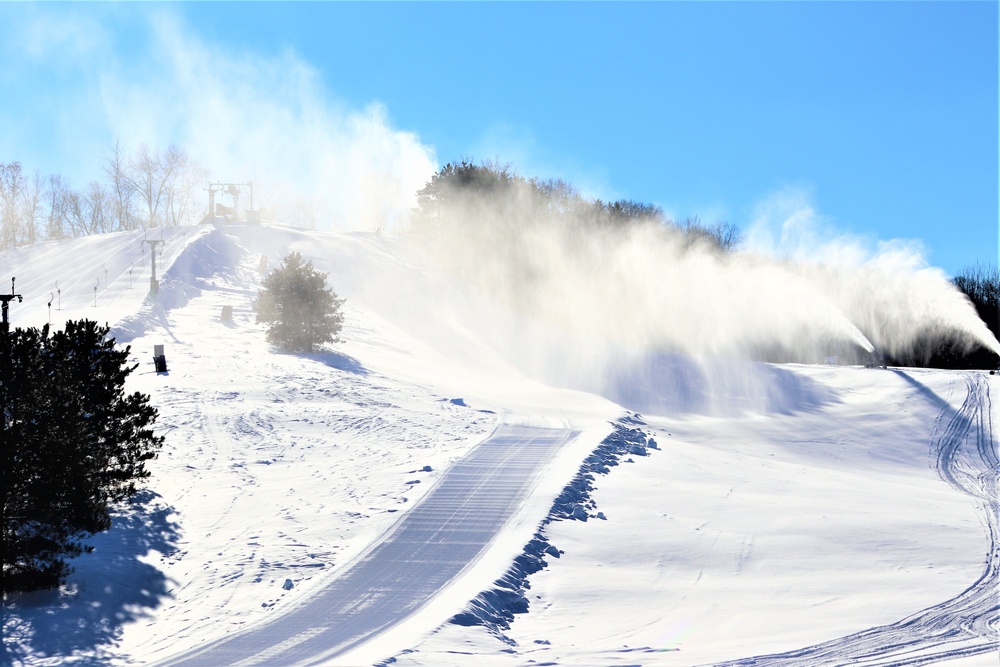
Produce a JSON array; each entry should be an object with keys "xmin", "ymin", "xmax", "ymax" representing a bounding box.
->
[
  {"xmin": 400, "ymin": 368, "xmax": 997, "ymax": 666},
  {"xmin": 2, "ymin": 224, "xmax": 997, "ymax": 667}
]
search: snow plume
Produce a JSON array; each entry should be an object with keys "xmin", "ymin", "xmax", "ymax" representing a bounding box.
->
[
  {"xmin": 110, "ymin": 14, "xmax": 436, "ymax": 232},
  {"xmin": 745, "ymin": 189, "xmax": 1000, "ymax": 362},
  {"xmin": 8, "ymin": 7, "xmax": 436, "ymax": 233},
  {"xmin": 410, "ymin": 176, "xmax": 998, "ymax": 391}
]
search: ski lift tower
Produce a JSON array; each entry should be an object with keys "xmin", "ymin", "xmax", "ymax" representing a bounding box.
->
[
  {"xmin": 1, "ymin": 277, "xmax": 23, "ymax": 334},
  {"xmin": 141, "ymin": 238, "xmax": 164, "ymax": 296}
]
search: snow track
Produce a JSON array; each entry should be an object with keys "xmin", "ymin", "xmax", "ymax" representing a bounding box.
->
[
  {"xmin": 716, "ymin": 371, "xmax": 1000, "ymax": 667},
  {"xmin": 155, "ymin": 425, "xmax": 578, "ymax": 667}
]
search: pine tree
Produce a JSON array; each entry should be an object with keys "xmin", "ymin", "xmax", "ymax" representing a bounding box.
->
[
  {"xmin": 254, "ymin": 252, "xmax": 345, "ymax": 352},
  {"xmin": 2, "ymin": 320, "xmax": 163, "ymax": 593}
]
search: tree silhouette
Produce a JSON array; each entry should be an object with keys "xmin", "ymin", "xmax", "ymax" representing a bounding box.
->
[{"xmin": 2, "ymin": 320, "xmax": 163, "ymax": 592}]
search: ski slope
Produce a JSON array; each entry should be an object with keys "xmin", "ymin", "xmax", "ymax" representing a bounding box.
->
[
  {"xmin": 157, "ymin": 426, "xmax": 578, "ymax": 667},
  {"xmin": 707, "ymin": 372, "xmax": 999, "ymax": 666},
  {"xmin": 2, "ymin": 224, "xmax": 997, "ymax": 667}
]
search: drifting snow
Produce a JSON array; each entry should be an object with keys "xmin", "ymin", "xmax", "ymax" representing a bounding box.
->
[{"xmin": 2, "ymin": 224, "xmax": 997, "ymax": 667}]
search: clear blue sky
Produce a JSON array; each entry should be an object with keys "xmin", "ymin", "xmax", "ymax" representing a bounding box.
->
[{"xmin": 1, "ymin": 2, "xmax": 996, "ymax": 276}]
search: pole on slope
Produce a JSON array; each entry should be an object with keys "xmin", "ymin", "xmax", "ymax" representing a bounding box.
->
[
  {"xmin": 93, "ymin": 278, "xmax": 99, "ymax": 307},
  {"xmin": 47, "ymin": 292, "xmax": 53, "ymax": 326},
  {"xmin": 141, "ymin": 239, "xmax": 164, "ymax": 296},
  {"xmin": 1, "ymin": 278, "xmax": 23, "ymax": 334}
]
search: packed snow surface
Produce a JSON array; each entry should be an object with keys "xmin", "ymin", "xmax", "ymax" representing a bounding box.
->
[
  {"xmin": 2, "ymin": 224, "xmax": 997, "ymax": 666},
  {"xmin": 157, "ymin": 425, "xmax": 578, "ymax": 667}
]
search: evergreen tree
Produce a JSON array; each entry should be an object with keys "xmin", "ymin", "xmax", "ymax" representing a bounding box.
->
[
  {"xmin": 2, "ymin": 320, "xmax": 163, "ymax": 593},
  {"xmin": 255, "ymin": 252, "xmax": 345, "ymax": 352}
]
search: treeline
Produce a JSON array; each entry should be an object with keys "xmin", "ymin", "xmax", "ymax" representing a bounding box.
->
[
  {"xmin": 1, "ymin": 144, "xmax": 208, "ymax": 250},
  {"xmin": 901, "ymin": 263, "xmax": 1000, "ymax": 370},
  {"xmin": 411, "ymin": 160, "xmax": 742, "ymax": 304},
  {"xmin": 413, "ymin": 160, "xmax": 999, "ymax": 370},
  {"xmin": 413, "ymin": 160, "xmax": 741, "ymax": 251}
]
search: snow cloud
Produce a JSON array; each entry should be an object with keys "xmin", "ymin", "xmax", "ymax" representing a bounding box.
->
[
  {"xmin": 4, "ymin": 6, "xmax": 437, "ymax": 233},
  {"xmin": 412, "ymin": 179, "xmax": 999, "ymax": 392},
  {"xmin": 744, "ymin": 188, "xmax": 998, "ymax": 361}
]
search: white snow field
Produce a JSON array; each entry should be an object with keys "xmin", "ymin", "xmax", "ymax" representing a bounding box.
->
[{"xmin": 2, "ymin": 224, "xmax": 997, "ymax": 667}]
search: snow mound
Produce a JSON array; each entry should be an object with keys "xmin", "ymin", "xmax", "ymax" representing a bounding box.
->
[
  {"xmin": 448, "ymin": 416, "xmax": 655, "ymax": 642},
  {"xmin": 111, "ymin": 227, "xmax": 253, "ymax": 343}
]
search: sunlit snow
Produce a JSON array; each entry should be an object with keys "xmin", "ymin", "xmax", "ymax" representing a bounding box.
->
[{"xmin": 2, "ymin": 224, "xmax": 996, "ymax": 666}]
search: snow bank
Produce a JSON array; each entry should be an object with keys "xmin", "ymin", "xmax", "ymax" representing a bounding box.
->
[{"xmin": 448, "ymin": 416, "xmax": 656, "ymax": 641}]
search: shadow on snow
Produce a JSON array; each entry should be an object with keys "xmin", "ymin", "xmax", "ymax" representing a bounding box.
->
[
  {"xmin": 298, "ymin": 349, "xmax": 369, "ymax": 376},
  {"xmin": 2, "ymin": 489, "xmax": 181, "ymax": 666}
]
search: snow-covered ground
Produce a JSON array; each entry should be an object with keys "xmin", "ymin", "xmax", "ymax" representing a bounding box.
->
[{"xmin": 2, "ymin": 224, "xmax": 997, "ymax": 666}]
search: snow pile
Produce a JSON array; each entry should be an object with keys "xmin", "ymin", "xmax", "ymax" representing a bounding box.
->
[{"xmin": 449, "ymin": 417, "xmax": 655, "ymax": 640}]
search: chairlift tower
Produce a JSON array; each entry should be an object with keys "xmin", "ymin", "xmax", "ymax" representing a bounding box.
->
[{"xmin": 142, "ymin": 239, "xmax": 164, "ymax": 295}]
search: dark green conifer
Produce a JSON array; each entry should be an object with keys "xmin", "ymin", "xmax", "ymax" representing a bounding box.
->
[
  {"xmin": 254, "ymin": 252, "xmax": 345, "ymax": 353},
  {"xmin": 1, "ymin": 320, "xmax": 163, "ymax": 592}
]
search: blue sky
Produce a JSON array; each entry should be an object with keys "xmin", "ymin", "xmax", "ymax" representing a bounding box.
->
[{"xmin": 1, "ymin": 2, "xmax": 996, "ymax": 276}]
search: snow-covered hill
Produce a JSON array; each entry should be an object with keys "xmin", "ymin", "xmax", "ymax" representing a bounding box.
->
[{"xmin": 2, "ymin": 224, "xmax": 997, "ymax": 666}]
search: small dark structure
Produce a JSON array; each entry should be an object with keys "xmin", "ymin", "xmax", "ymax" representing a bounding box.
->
[
  {"xmin": 153, "ymin": 344, "xmax": 168, "ymax": 373},
  {"xmin": 221, "ymin": 305, "xmax": 233, "ymax": 322},
  {"xmin": 865, "ymin": 348, "xmax": 887, "ymax": 369}
]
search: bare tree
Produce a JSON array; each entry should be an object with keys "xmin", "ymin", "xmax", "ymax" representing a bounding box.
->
[
  {"xmin": 21, "ymin": 171, "xmax": 44, "ymax": 246},
  {"xmin": 708, "ymin": 221, "xmax": 743, "ymax": 252},
  {"xmin": 678, "ymin": 216, "xmax": 743, "ymax": 253},
  {"xmin": 103, "ymin": 140, "xmax": 138, "ymax": 231},
  {"xmin": 0, "ymin": 163, "xmax": 45, "ymax": 248},
  {"xmin": 63, "ymin": 190, "xmax": 88, "ymax": 237},
  {"xmin": 85, "ymin": 181, "xmax": 112, "ymax": 234},
  {"xmin": 130, "ymin": 144, "xmax": 161, "ymax": 228},
  {"xmin": 60, "ymin": 181, "xmax": 110, "ymax": 238},
  {"xmin": 130, "ymin": 144, "xmax": 184, "ymax": 228},
  {"xmin": 164, "ymin": 150, "xmax": 207, "ymax": 226},
  {"xmin": 45, "ymin": 174, "xmax": 71, "ymax": 241},
  {"xmin": 3, "ymin": 142, "xmax": 213, "ymax": 247},
  {"xmin": 0, "ymin": 162, "xmax": 24, "ymax": 250},
  {"xmin": 254, "ymin": 183, "xmax": 287, "ymax": 224}
]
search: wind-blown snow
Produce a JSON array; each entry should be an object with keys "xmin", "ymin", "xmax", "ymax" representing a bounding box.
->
[{"xmin": 2, "ymin": 223, "xmax": 996, "ymax": 667}]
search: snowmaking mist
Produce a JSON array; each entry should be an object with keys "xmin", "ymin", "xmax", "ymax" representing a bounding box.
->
[
  {"xmin": 404, "ymin": 171, "xmax": 998, "ymax": 415},
  {"xmin": 43, "ymin": 9, "xmax": 438, "ymax": 234}
]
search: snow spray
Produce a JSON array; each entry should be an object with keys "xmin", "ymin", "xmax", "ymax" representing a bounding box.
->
[{"xmin": 406, "ymin": 177, "xmax": 997, "ymax": 414}]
